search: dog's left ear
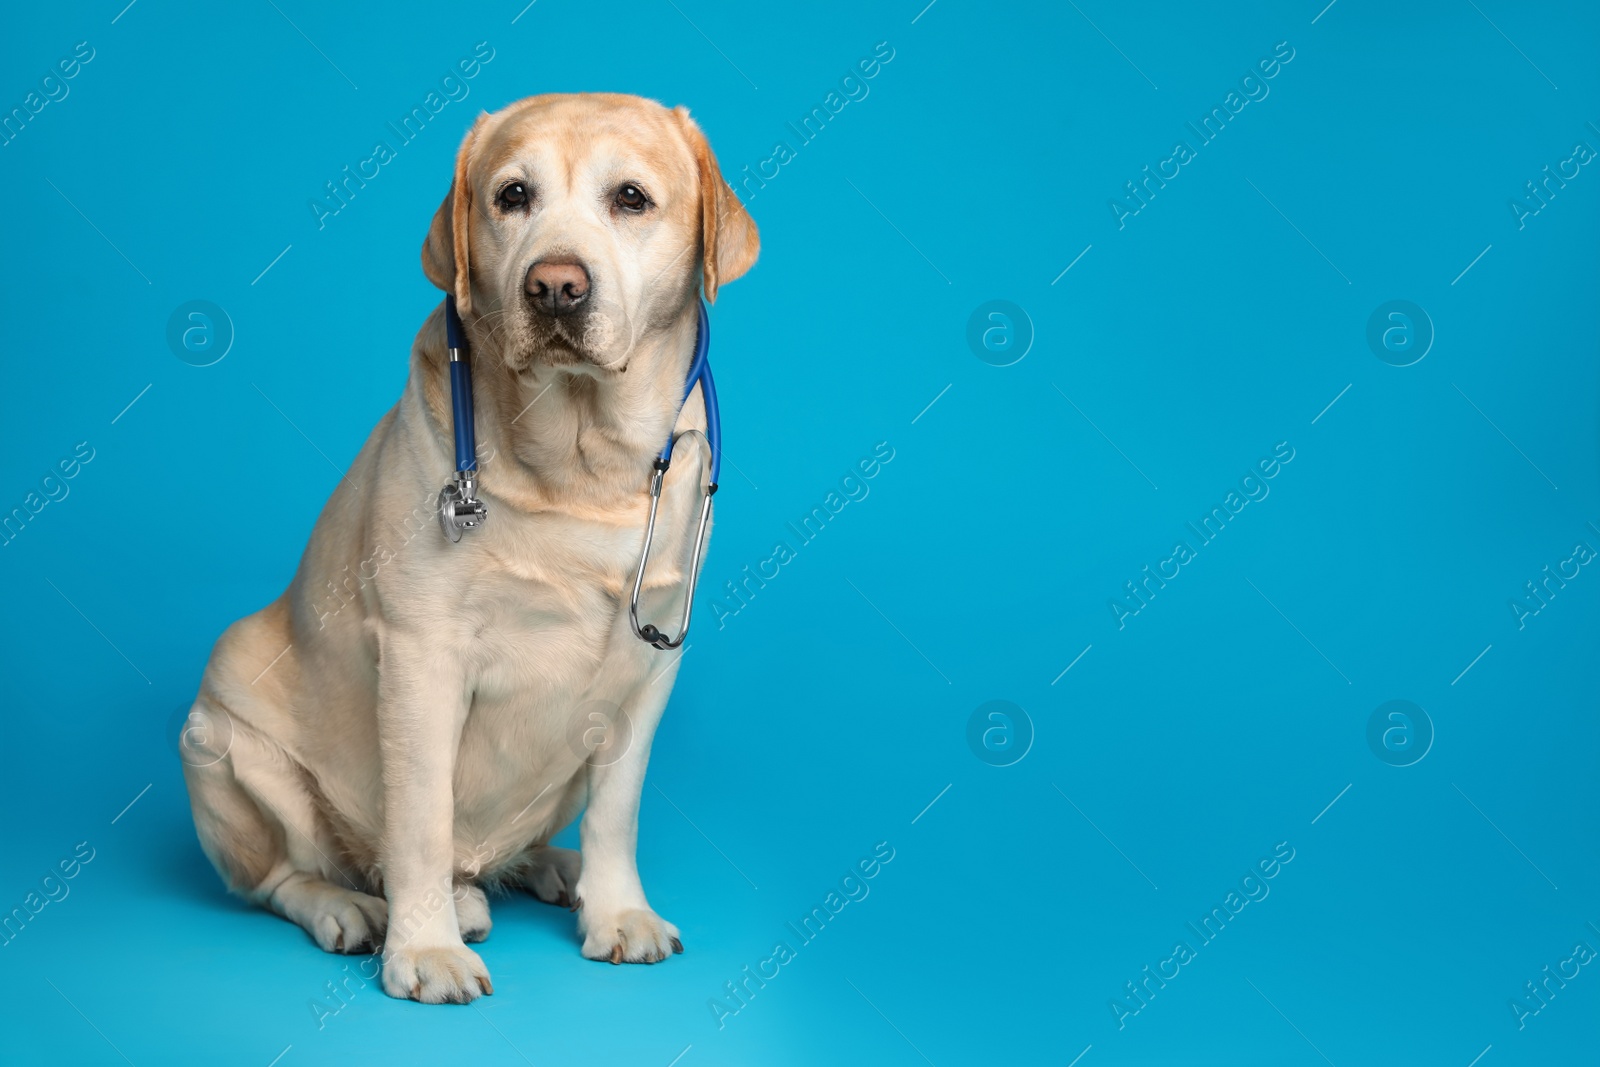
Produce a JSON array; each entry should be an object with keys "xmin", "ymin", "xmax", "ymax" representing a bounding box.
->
[
  {"xmin": 674, "ymin": 107, "xmax": 759, "ymax": 304},
  {"xmin": 422, "ymin": 113, "xmax": 488, "ymax": 314}
]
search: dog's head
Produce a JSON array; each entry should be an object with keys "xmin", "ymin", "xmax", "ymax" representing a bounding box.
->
[{"xmin": 423, "ymin": 93, "xmax": 758, "ymax": 371}]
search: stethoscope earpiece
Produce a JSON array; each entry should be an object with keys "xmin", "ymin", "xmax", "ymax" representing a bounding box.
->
[{"xmin": 628, "ymin": 300, "xmax": 719, "ymax": 651}]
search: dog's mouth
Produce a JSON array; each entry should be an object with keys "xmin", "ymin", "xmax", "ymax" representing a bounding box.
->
[
  {"xmin": 520, "ymin": 319, "xmax": 597, "ymax": 368},
  {"xmin": 534, "ymin": 331, "xmax": 586, "ymax": 365},
  {"xmin": 516, "ymin": 302, "xmax": 634, "ymax": 371}
]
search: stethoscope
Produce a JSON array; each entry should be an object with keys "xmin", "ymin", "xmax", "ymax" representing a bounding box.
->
[{"xmin": 437, "ymin": 295, "xmax": 721, "ymax": 651}]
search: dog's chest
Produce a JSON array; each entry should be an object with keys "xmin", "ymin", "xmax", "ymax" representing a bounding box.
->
[
  {"xmin": 445, "ymin": 476, "xmax": 703, "ymax": 805},
  {"xmin": 484, "ymin": 465, "xmax": 704, "ymax": 596}
]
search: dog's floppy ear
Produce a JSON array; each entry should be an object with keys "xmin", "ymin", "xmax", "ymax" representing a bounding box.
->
[
  {"xmin": 422, "ymin": 113, "xmax": 488, "ymax": 314},
  {"xmin": 674, "ymin": 107, "xmax": 759, "ymax": 304}
]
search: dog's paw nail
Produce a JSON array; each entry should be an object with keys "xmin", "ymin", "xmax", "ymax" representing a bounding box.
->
[
  {"xmin": 384, "ymin": 943, "xmax": 491, "ymax": 1003},
  {"xmin": 582, "ymin": 909, "xmax": 680, "ymax": 965},
  {"xmin": 570, "ymin": 896, "xmax": 583, "ymax": 913},
  {"xmin": 480, "ymin": 976, "xmax": 494, "ymax": 995}
]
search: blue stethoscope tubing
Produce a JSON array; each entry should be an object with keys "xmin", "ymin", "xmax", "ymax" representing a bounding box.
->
[
  {"xmin": 660, "ymin": 300, "xmax": 721, "ymax": 485},
  {"xmin": 436, "ymin": 297, "xmax": 487, "ymax": 540},
  {"xmin": 440, "ymin": 295, "xmax": 721, "ymax": 650},
  {"xmin": 445, "ymin": 294, "xmax": 478, "ymax": 473}
]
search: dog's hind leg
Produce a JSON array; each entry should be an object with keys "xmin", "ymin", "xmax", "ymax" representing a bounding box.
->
[
  {"xmin": 453, "ymin": 882, "xmax": 493, "ymax": 943},
  {"xmin": 517, "ymin": 846, "xmax": 582, "ymax": 908},
  {"xmin": 266, "ymin": 870, "xmax": 388, "ymax": 954},
  {"xmin": 181, "ymin": 692, "xmax": 387, "ymax": 954}
]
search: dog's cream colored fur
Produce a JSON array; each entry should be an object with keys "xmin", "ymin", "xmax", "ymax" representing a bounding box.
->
[{"xmin": 180, "ymin": 93, "xmax": 757, "ymax": 1003}]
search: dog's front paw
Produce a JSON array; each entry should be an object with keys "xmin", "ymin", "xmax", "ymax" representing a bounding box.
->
[
  {"xmin": 579, "ymin": 908, "xmax": 683, "ymax": 964},
  {"xmin": 381, "ymin": 942, "xmax": 493, "ymax": 1003}
]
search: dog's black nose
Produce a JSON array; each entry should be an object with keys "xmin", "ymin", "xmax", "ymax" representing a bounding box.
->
[{"xmin": 526, "ymin": 259, "xmax": 590, "ymax": 317}]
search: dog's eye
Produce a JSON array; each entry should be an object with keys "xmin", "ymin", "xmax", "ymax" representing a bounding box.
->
[
  {"xmin": 615, "ymin": 183, "xmax": 649, "ymax": 213},
  {"xmin": 497, "ymin": 182, "xmax": 529, "ymax": 212}
]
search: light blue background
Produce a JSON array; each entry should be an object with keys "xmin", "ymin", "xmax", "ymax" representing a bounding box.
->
[{"xmin": 2, "ymin": 1, "xmax": 1597, "ymax": 1064}]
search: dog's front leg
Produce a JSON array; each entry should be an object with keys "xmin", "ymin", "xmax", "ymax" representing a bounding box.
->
[
  {"xmin": 575, "ymin": 683, "xmax": 683, "ymax": 964},
  {"xmin": 376, "ymin": 637, "xmax": 492, "ymax": 1002}
]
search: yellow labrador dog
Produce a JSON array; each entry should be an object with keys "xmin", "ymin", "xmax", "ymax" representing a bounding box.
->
[{"xmin": 180, "ymin": 93, "xmax": 757, "ymax": 1003}]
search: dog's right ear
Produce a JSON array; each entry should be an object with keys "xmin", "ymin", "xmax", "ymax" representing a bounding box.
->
[{"xmin": 422, "ymin": 114, "xmax": 488, "ymax": 315}]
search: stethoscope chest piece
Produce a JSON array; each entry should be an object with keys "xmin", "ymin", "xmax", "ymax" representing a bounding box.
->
[{"xmin": 437, "ymin": 471, "xmax": 487, "ymax": 543}]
